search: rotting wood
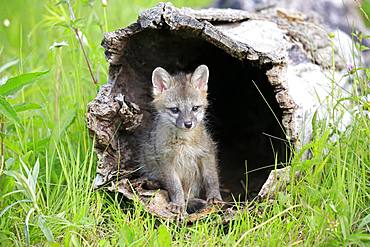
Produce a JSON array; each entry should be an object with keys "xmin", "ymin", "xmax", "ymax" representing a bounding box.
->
[{"xmin": 87, "ymin": 2, "xmax": 357, "ymax": 221}]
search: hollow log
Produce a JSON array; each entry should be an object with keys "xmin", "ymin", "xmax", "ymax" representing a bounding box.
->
[{"xmin": 87, "ymin": 2, "xmax": 355, "ymax": 220}]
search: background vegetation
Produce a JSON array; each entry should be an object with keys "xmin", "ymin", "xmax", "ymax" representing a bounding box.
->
[{"xmin": 0, "ymin": 0, "xmax": 369, "ymax": 246}]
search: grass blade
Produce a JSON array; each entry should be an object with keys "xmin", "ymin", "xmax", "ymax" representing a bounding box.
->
[
  {"xmin": 358, "ymin": 214, "xmax": 370, "ymax": 229},
  {"xmin": 37, "ymin": 215, "xmax": 55, "ymax": 242},
  {"xmin": 1, "ymin": 189, "xmax": 25, "ymax": 199},
  {"xmin": 24, "ymin": 207, "xmax": 36, "ymax": 247},
  {"xmin": 0, "ymin": 59, "xmax": 19, "ymax": 74},
  {"xmin": 0, "ymin": 199, "xmax": 32, "ymax": 218},
  {"xmin": 157, "ymin": 225, "xmax": 171, "ymax": 247},
  {"xmin": 13, "ymin": 102, "xmax": 42, "ymax": 112},
  {"xmin": 0, "ymin": 71, "xmax": 48, "ymax": 96},
  {"xmin": 30, "ymin": 159, "xmax": 40, "ymax": 193},
  {"xmin": 48, "ymin": 108, "xmax": 76, "ymax": 154},
  {"xmin": 0, "ymin": 95, "xmax": 20, "ymax": 125}
]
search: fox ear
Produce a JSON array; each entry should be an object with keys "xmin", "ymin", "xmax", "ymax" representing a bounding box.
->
[
  {"xmin": 191, "ymin": 65, "xmax": 209, "ymax": 91},
  {"xmin": 152, "ymin": 67, "xmax": 171, "ymax": 96}
]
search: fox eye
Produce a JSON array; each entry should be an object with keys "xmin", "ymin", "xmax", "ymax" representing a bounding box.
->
[
  {"xmin": 168, "ymin": 107, "xmax": 179, "ymax": 114},
  {"xmin": 192, "ymin": 106, "xmax": 200, "ymax": 112}
]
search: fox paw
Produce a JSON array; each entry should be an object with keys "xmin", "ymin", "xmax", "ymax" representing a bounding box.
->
[
  {"xmin": 207, "ymin": 197, "xmax": 223, "ymax": 206},
  {"xmin": 167, "ymin": 202, "xmax": 184, "ymax": 214}
]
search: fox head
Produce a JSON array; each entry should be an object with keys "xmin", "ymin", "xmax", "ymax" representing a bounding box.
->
[{"xmin": 151, "ymin": 65, "xmax": 209, "ymax": 130}]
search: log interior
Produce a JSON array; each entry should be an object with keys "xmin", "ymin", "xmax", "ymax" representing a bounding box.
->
[{"xmin": 113, "ymin": 29, "xmax": 289, "ymax": 201}]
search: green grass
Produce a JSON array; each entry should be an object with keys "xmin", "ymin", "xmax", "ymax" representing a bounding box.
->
[{"xmin": 0, "ymin": 0, "xmax": 369, "ymax": 246}]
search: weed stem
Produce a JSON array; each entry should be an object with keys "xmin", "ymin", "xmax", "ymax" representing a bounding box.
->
[{"xmin": 67, "ymin": 0, "xmax": 97, "ymax": 86}]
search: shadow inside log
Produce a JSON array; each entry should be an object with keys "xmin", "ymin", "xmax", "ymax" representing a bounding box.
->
[{"xmin": 112, "ymin": 29, "xmax": 290, "ymax": 203}]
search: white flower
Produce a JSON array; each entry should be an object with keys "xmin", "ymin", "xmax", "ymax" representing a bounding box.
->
[
  {"xmin": 49, "ymin": 41, "xmax": 69, "ymax": 50},
  {"xmin": 3, "ymin": 19, "xmax": 10, "ymax": 27},
  {"xmin": 102, "ymin": 0, "xmax": 108, "ymax": 7}
]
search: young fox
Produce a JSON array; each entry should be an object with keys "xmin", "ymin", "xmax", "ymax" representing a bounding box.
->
[{"xmin": 140, "ymin": 65, "xmax": 222, "ymax": 213}]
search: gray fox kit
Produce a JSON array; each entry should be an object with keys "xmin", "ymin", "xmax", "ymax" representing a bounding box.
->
[{"xmin": 140, "ymin": 65, "xmax": 222, "ymax": 214}]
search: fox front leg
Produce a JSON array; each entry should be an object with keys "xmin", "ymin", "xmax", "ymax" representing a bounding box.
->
[
  {"xmin": 163, "ymin": 172, "xmax": 185, "ymax": 214},
  {"xmin": 201, "ymin": 156, "xmax": 223, "ymax": 204}
]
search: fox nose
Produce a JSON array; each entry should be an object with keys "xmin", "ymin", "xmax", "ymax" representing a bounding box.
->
[{"xmin": 184, "ymin": 121, "xmax": 193, "ymax": 129}]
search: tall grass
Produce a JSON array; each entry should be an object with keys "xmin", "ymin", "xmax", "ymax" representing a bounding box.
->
[{"xmin": 0, "ymin": 0, "xmax": 369, "ymax": 246}]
